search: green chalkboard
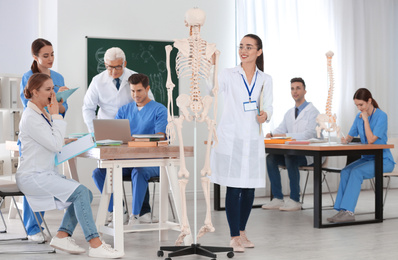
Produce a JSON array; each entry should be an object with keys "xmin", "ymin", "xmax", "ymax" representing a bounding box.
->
[{"xmin": 87, "ymin": 37, "xmax": 178, "ymax": 115}]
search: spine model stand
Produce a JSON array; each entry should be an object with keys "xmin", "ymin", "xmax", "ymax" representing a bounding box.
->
[
  {"xmin": 316, "ymin": 51, "xmax": 341, "ymax": 139},
  {"xmin": 159, "ymin": 7, "xmax": 233, "ymax": 260}
]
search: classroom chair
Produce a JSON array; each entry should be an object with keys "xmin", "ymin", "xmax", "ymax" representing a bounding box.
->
[{"xmin": 0, "ymin": 179, "xmax": 54, "ymax": 254}]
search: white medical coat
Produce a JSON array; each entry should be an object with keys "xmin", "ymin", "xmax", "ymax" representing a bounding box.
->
[
  {"xmin": 82, "ymin": 68, "xmax": 154, "ymax": 132},
  {"xmin": 16, "ymin": 102, "xmax": 80, "ymax": 212},
  {"xmin": 273, "ymin": 102, "xmax": 320, "ymax": 165},
  {"xmin": 209, "ymin": 65, "xmax": 273, "ymax": 188}
]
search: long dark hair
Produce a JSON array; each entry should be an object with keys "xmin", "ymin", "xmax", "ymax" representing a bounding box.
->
[
  {"xmin": 31, "ymin": 38, "xmax": 52, "ymax": 73},
  {"xmin": 243, "ymin": 34, "xmax": 264, "ymax": 72},
  {"xmin": 353, "ymin": 88, "xmax": 379, "ymax": 108}
]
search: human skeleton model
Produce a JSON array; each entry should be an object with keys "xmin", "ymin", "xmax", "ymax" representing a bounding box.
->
[
  {"xmin": 165, "ymin": 8, "xmax": 220, "ymax": 246},
  {"xmin": 316, "ymin": 51, "xmax": 341, "ymax": 138}
]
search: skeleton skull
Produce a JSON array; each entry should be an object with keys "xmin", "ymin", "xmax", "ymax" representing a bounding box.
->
[{"xmin": 184, "ymin": 8, "xmax": 206, "ymax": 27}]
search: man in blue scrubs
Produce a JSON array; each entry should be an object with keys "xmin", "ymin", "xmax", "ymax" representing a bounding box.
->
[{"xmin": 92, "ymin": 73, "xmax": 168, "ymax": 224}]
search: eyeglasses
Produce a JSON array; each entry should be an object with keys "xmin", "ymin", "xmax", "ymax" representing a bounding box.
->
[
  {"xmin": 105, "ymin": 64, "xmax": 124, "ymax": 71},
  {"xmin": 238, "ymin": 46, "xmax": 258, "ymax": 51}
]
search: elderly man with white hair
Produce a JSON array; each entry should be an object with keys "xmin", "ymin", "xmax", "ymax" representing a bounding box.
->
[
  {"xmin": 83, "ymin": 47, "xmax": 154, "ymax": 132},
  {"xmin": 83, "ymin": 47, "xmax": 154, "ymax": 226}
]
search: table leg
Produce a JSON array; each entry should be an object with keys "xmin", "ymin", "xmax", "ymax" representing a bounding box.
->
[
  {"xmin": 313, "ymin": 154, "xmax": 322, "ymax": 228},
  {"xmin": 375, "ymin": 150, "xmax": 383, "ymax": 221},
  {"xmin": 96, "ymin": 167, "xmax": 111, "ymax": 234},
  {"xmin": 159, "ymin": 165, "xmax": 169, "ymax": 241},
  {"xmin": 112, "ymin": 164, "xmax": 124, "ymax": 254}
]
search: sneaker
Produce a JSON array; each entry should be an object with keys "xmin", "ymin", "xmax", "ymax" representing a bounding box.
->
[
  {"xmin": 88, "ymin": 242, "xmax": 124, "ymax": 258},
  {"xmin": 261, "ymin": 199, "xmax": 284, "ymax": 210},
  {"xmin": 327, "ymin": 210, "xmax": 345, "ymax": 222},
  {"xmin": 50, "ymin": 236, "xmax": 86, "ymax": 254},
  {"xmin": 330, "ymin": 211, "xmax": 355, "ymax": 223},
  {"xmin": 138, "ymin": 213, "xmax": 158, "ymax": 223},
  {"xmin": 28, "ymin": 231, "xmax": 48, "ymax": 242},
  {"xmin": 240, "ymin": 231, "xmax": 254, "ymax": 248},
  {"xmin": 107, "ymin": 211, "xmax": 129, "ymax": 228},
  {"xmin": 279, "ymin": 198, "xmax": 302, "ymax": 211},
  {"xmin": 230, "ymin": 237, "xmax": 244, "ymax": 253},
  {"xmin": 128, "ymin": 214, "xmax": 139, "ymax": 225}
]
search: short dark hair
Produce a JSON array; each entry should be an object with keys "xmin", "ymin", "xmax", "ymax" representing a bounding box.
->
[
  {"xmin": 128, "ymin": 73, "xmax": 149, "ymax": 88},
  {"xmin": 290, "ymin": 77, "xmax": 306, "ymax": 89}
]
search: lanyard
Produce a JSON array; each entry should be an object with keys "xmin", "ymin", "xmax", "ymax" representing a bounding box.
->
[
  {"xmin": 41, "ymin": 114, "xmax": 52, "ymax": 126},
  {"xmin": 241, "ymin": 71, "xmax": 258, "ymax": 102}
]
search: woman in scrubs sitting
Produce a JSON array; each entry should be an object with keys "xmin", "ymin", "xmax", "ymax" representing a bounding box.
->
[{"xmin": 327, "ymin": 88, "xmax": 395, "ymax": 223}]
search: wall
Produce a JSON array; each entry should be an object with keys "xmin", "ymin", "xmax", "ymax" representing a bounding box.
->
[{"xmin": 55, "ymin": 0, "xmax": 236, "ymax": 196}]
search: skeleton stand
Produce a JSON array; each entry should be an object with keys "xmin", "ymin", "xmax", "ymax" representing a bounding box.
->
[{"xmin": 158, "ymin": 120, "xmax": 234, "ymax": 260}]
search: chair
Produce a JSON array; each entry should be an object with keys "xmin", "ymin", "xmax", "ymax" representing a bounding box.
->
[
  {"xmin": 0, "ymin": 179, "xmax": 54, "ymax": 254},
  {"xmin": 122, "ymin": 175, "xmax": 176, "ymax": 222},
  {"xmin": 380, "ymin": 137, "xmax": 398, "ymax": 207},
  {"xmin": 278, "ymin": 157, "xmax": 333, "ymax": 207}
]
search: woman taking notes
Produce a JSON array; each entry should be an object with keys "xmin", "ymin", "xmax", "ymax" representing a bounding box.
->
[
  {"xmin": 19, "ymin": 38, "xmax": 69, "ymax": 242},
  {"xmin": 209, "ymin": 34, "xmax": 273, "ymax": 252},
  {"xmin": 328, "ymin": 88, "xmax": 395, "ymax": 223},
  {"xmin": 16, "ymin": 73, "xmax": 123, "ymax": 258}
]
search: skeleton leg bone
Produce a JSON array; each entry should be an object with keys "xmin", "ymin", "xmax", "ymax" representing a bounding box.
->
[
  {"xmin": 175, "ymin": 178, "xmax": 190, "ymax": 246},
  {"xmin": 197, "ymin": 177, "xmax": 215, "ymax": 240}
]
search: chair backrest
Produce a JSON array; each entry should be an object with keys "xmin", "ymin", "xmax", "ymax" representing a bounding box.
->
[{"xmin": 388, "ymin": 137, "xmax": 398, "ymax": 173}]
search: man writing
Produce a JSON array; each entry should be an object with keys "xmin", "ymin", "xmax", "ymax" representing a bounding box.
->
[
  {"xmin": 262, "ymin": 77, "xmax": 320, "ymax": 211},
  {"xmin": 92, "ymin": 73, "xmax": 167, "ymax": 224}
]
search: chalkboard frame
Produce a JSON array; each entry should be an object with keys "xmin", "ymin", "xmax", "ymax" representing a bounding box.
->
[{"xmin": 87, "ymin": 37, "xmax": 179, "ymax": 115}]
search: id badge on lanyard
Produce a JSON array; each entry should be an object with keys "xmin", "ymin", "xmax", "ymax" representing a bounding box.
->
[{"xmin": 241, "ymin": 71, "xmax": 258, "ymax": 112}]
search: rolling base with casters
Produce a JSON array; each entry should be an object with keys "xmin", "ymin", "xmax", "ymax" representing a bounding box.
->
[{"xmin": 158, "ymin": 243, "xmax": 234, "ymax": 259}]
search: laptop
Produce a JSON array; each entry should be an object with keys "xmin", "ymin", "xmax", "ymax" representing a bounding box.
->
[{"xmin": 93, "ymin": 119, "xmax": 132, "ymax": 144}]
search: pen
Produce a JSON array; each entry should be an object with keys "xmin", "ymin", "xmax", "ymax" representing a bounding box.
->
[
  {"xmin": 341, "ymin": 132, "xmax": 347, "ymax": 144},
  {"xmin": 257, "ymin": 106, "xmax": 260, "ymax": 116}
]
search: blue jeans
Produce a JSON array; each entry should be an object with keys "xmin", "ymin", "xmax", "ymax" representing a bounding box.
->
[
  {"xmin": 225, "ymin": 187, "xmax": 255, "ymax": 237},
  {"xmin": 58, "ymin": 185, "xmax": 99, "ymax": 241},
  {"xmin": 266, "ymin": 154, "xmax": 308, "ymax": 202},
  {"xmin": 23, "ymin": 197, "xmax": 44, "ymax": 235},
  {"xmin": 92, "ymin": 167, "xmax": 159, "ymax": 216},
  {"xmin": 334, "ymin": 158, "xmax": 394, "ymax": 212}
]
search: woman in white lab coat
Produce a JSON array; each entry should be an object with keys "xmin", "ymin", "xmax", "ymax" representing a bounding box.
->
[
  {"xmin": 209, "ymin": 34, "xmax": 273, "ymax": 252},
  {"xmin": 16, "ymin": 73, "xmax": 123, "ymax": 258}
]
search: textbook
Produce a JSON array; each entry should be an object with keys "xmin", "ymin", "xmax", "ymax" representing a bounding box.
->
[
  {"xmin": 56, "ymin": 87, "xmax": 78, "ymax": 102},
  {"xmin": 55, "ymin": 133, "xmax": 96, "ymax": 165},
  {"xmin": 128, "ymin": 141, "xmax": 158, "ymax": 147}
]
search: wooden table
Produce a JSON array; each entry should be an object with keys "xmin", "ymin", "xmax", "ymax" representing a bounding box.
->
[
  {"xmin": 73, "ymin": 145, "xmax": 194, "ymax": 254},
  {"xmin": 265, "ymin": 142, "xmax": 393, "ymax": 228}
]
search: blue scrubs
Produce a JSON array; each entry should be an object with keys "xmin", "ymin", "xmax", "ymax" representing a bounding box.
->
[
  {"xmin": 19, "ymin": 69, "xmax": 69, "ymax": 236},
  {"xmin": 92, "ymin": 100, "xmax": 168, "ymax": 215},
  {"xmin": 334, "ymin": 109, "xmax": 395, "ymax": 212}
]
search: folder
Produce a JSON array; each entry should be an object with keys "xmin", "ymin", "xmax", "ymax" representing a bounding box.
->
[
  {"xmin": 55, "ymin": 133, "xmax": 96, "ymax": 165},
  {"xmin": 56, "ymin": 87, "xmax": 78, "ymax": 102}
]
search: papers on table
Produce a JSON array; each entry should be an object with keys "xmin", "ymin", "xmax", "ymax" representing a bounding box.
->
[
  {"xmin": 56, "ymin": 87, "xmax": 78, "ymax": 102},
  {"xmin": 55, "ymin": 133, "xmax": 96, "ymax": 165},
  {"xmin": 96, "ymin": 139, "xmax": 123, "ymax": 146}
]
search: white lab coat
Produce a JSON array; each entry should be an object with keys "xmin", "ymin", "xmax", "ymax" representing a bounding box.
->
[
  {"xmin": 16, "ymin": 102, "xmax": 80, "ymax": 212},
  {"xmin": 209, "ymin": 65, "xmax": 273, "ymax": 188},
  {"xmin": 273, "ymin": 102, "xmax": 320, "ymax": 165},
  {"xmin": 82, "ymin": 68, "xmax": 154, "ymax": 132}
]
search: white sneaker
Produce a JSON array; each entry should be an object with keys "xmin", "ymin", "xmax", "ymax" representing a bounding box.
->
[
  {"xmin": 50, "ymin": 236, "xmax": 86, "ymax": 254},
  {"xmin": 107, "ymin": 211, "xmax": 129, "ymax": 228},
  {"xmin": 28, "ymin": 231, "xmax": 48, "ymax": 242},
  {"xmin": 261, "ymin": 199, "xmax": 284, "ymax": 210},
  {"xmin": 279, "ymin": 198, "xmax": 302, "ymax": 211},
  {"xmin": 128, "ymin": 214, "xmax": 139, "ymax": 225},
  {"xmin": 138, "ymin": 213, "xmax": 158, "ymax": 223},
  {"xmin": 89, "ymin": 242, "xmax": 124, "ymax": 258}
]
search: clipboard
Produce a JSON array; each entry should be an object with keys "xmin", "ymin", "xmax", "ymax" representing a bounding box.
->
[
  {"xmin": 55, "ymin": 133, "xmax": 96, "ymax": 165},
  {"xmin": 56, "ymin": 87, "xmax": 79, "ymax": 102}
]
